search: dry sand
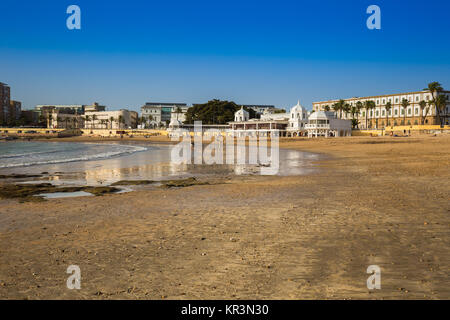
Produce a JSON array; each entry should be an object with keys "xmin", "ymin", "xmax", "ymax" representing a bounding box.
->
[{"xmin": 0, "ymin": 134, "xmax": 449, "ymax": 299}]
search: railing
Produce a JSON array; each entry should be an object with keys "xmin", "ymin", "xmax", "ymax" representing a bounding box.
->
[{"xmin": 305, "ymin": 124, "xmax": 330, "ymax": 129}]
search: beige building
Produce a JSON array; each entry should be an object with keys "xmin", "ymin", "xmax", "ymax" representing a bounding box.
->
[
  {"xmin": 313, "ymin": 90, "xmax": 450, "ymax": 129},
  {"xmin": 84, "ymin": 102, "xmax": 106, "ymax": 113},
  {"xmin": 84, "ymin": 109, "xmax": 138, "ymax": 130},
  {"xmin": 49, "ymin": 110, "xmax": 85, "ymax": 129}
]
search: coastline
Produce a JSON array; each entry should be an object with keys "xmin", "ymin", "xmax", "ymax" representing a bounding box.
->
[{"xmin": 0, "ymin": 134, "xmax": 449, "ymax": 299}]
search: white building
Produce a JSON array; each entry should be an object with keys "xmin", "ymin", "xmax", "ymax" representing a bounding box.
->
[
  {"xmin": 84, "ymin": 109, "xmax": 138, "ymax": 130},
  {"xmin": 234, "ymin": 106, "xmax": 249, "ymax": 122},
  {"xmin": 305, "ymin": 111, "xmax": 352, "ymax": 138},
  {"xmin": 287, "ymin": 100, "xmax": 309, "ymax": 136}
]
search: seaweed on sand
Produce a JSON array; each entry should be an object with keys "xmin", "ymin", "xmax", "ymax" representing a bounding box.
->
[
  {"xmin": 0, "ymin": 183, "xmax": 120, "ymax": 201},
  {"xmin": 161, "ymin": 177, "xmax": 210, "ymax": 188},
  {"xmin": 110, "ymin": 180, "xmax": 155, "ymax": 186}
]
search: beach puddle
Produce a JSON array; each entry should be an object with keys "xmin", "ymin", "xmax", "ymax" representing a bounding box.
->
[{"xmin": 37, "ymin": 191, "xmax": 94, "ymax": 199}]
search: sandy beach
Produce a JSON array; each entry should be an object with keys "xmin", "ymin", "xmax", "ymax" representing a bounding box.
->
[{"xmin": 0, "ymin": 134, "xmax": 449, "ymax": 299}]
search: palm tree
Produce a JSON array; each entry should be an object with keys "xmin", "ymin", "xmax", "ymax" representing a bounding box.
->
[
  {"xmin": 109, "ymin": 116, "xmax": 115, "ymax": 129},
  {"xmin": 175, "ymin": 106, "xmax": 182, "ymax": 121},
  {"xmin": 332, "ymin": 102, "xmax": 340, "ymax": 118},
  {"xmin": 436, "ymin": 94, "xmax": 447, "ymax": 126},
  {"xmin": 323, "ymin": 105, "xmax": 330, "ymax": 112},
  {"xmin": 363, "ymin": 100, "xmax": 375, "ymax": 128},
  {"xmin": 368, "ymin": 100, "xmax": 376, "ymax": 128},
  {"xmin": 118, "ymin": 115, "xmax": 124, "ymax": 129},
  {"xmin": 337, "ymin": 99, "xmax": 346, "ymax": 118},
  {"xmin": 424, "ymin": 81, "xmax": 443, "ymax": 125},
  {"xmin": 355, "ymin": 101, "xmax": 363, "ymax": 128},
  {"xmin": 343, "ymin": 102, "xmax": 351, "ymax": 119},
  {"xmin": 332, "ymin": 100, "xmax": 345, "ymax": 119},
  {"xmin": 47, "ymin": 113, "xmax": 53, "ymax": 128},
  {"xmin": 385, "ymin": 101, "xmax": 392, "ymax": 127},
  {"xmin": 57, "ymin": 116, "xmax": 62, "ymax": 129},
  {"xmin": 85, "ymin": 115, "xmax": 91, "ymax": 129},
  {"xmin": 92, "ymin": 114, "xmax": 97, "ymax": 129},
  {"xmin": 147, "ymin": 115, "xmax": 154, "ymax": 128},
  {"xmin": 401, "ymin": 98, "xmax": 410, "ymax": 125},
  {"xmin": 350, "ymin": 105, "xmax": 358, "ymax": 129},
  {"xmin": 426, "ymin": 100, "xmax": 434, "ymax": 124},
  {"xmin": 419, "ymin": 100, "xmax": 427, "ymax": 125}
]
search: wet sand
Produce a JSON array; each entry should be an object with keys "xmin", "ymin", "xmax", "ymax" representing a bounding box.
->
[{"xmin": 0, "ymin": 134, "xmax": 449, "ymax": 299}]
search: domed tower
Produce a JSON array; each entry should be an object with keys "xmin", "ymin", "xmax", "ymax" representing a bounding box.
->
[
  {"xmin": 288, "ymin": 100, "xmax": 309, "ymax": 136},
  {"xmin": 290, "ymin": 100, "xmax": 308, "ymax": 120}
]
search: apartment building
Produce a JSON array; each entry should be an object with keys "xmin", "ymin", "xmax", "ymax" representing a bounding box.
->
[
  {"xmin": 313, "ymin": 90, "xmax": 450, "ymax": 129},
  {"xmin": 141, "ymin": 102, "xmax": 188, "ymax": 127},
  {"xmin": 0, "ymin": 82, "xmax": 11, "ymax": 125},
  {"xmin": 9, "ymin": 100, "xmax": 22, "ymax": 121}
]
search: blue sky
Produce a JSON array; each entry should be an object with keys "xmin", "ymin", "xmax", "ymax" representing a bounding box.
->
[{"xmin": 1, "ymin": 0, "xmax": 449, "ymax": 111}]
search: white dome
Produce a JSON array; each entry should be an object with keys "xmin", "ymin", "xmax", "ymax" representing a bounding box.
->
[{"xmin": 291, "ymin": 100, "xmax": 306, "ymax": 112}]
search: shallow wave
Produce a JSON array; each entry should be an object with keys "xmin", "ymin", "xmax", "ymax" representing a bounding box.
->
[
  {"xmin": 0, "ymin": 144, "xmax": 147, "ymax": 168},
  {"xmin": 0, "ymin": 150, "xmax": 61, "ymax": 159}
]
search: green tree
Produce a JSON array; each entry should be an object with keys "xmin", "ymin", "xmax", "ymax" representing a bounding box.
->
[
  {"xmin": 385, "ymin": 101, "xmax": 392, "ymax": 127},
  {"xmin": 85, "ymin": 115, "xmax": 91, "ymax": 129},
  {"xmin": 355, "ymin": 101, "xmax": 363, "ymax": 128},
  {"xmin": 47, "ymin": 113, "xmax": 53, "ymax": 128},
  {"xmin": 174, "ymin": 106, "xmax": 183, "ymax": 121},
  {"xmin": 185, "ymin": 99, "xmax": 247, "ymax": 124},
  {"xmin": 401, "ymin": 98, "xmax": 410, "ymax": 125},
  {"xmin": 424, "ymin": 81, "xmax": 443, "ymax": 125},
  {"xmin": 419, "ymin": 100, "xmax": 427, "ymax": 125},
  {"xmin": 118, "ymin": 115, "xmax": 124, "ymax": 129},
  {"xmin": 363, "ymin": 100, "xmax": 374, "ymax": 128},
  {"xmin": 92, "ymin": 114, "xmax": 97, "ymax": 129},
  {"xmin": 435, "ymin": 94, "xmax": 447, "ymax": 126},
  {"xmin": 332, "ymin": 99, "xmax": 345, "ymax": 119},
  {"xmin": 350, "ymin": 105, "xmax": 358, "ymax": 128}
]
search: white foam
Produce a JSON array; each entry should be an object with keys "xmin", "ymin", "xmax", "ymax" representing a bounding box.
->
[{"xmin": 0, "ymin": 144, "xmax": 147, "ymax": 168}]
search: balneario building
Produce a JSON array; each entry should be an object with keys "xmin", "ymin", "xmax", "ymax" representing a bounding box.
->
[{"xmin": 313, "ymin": 89, "xmax": 450, "ymax": 129}]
